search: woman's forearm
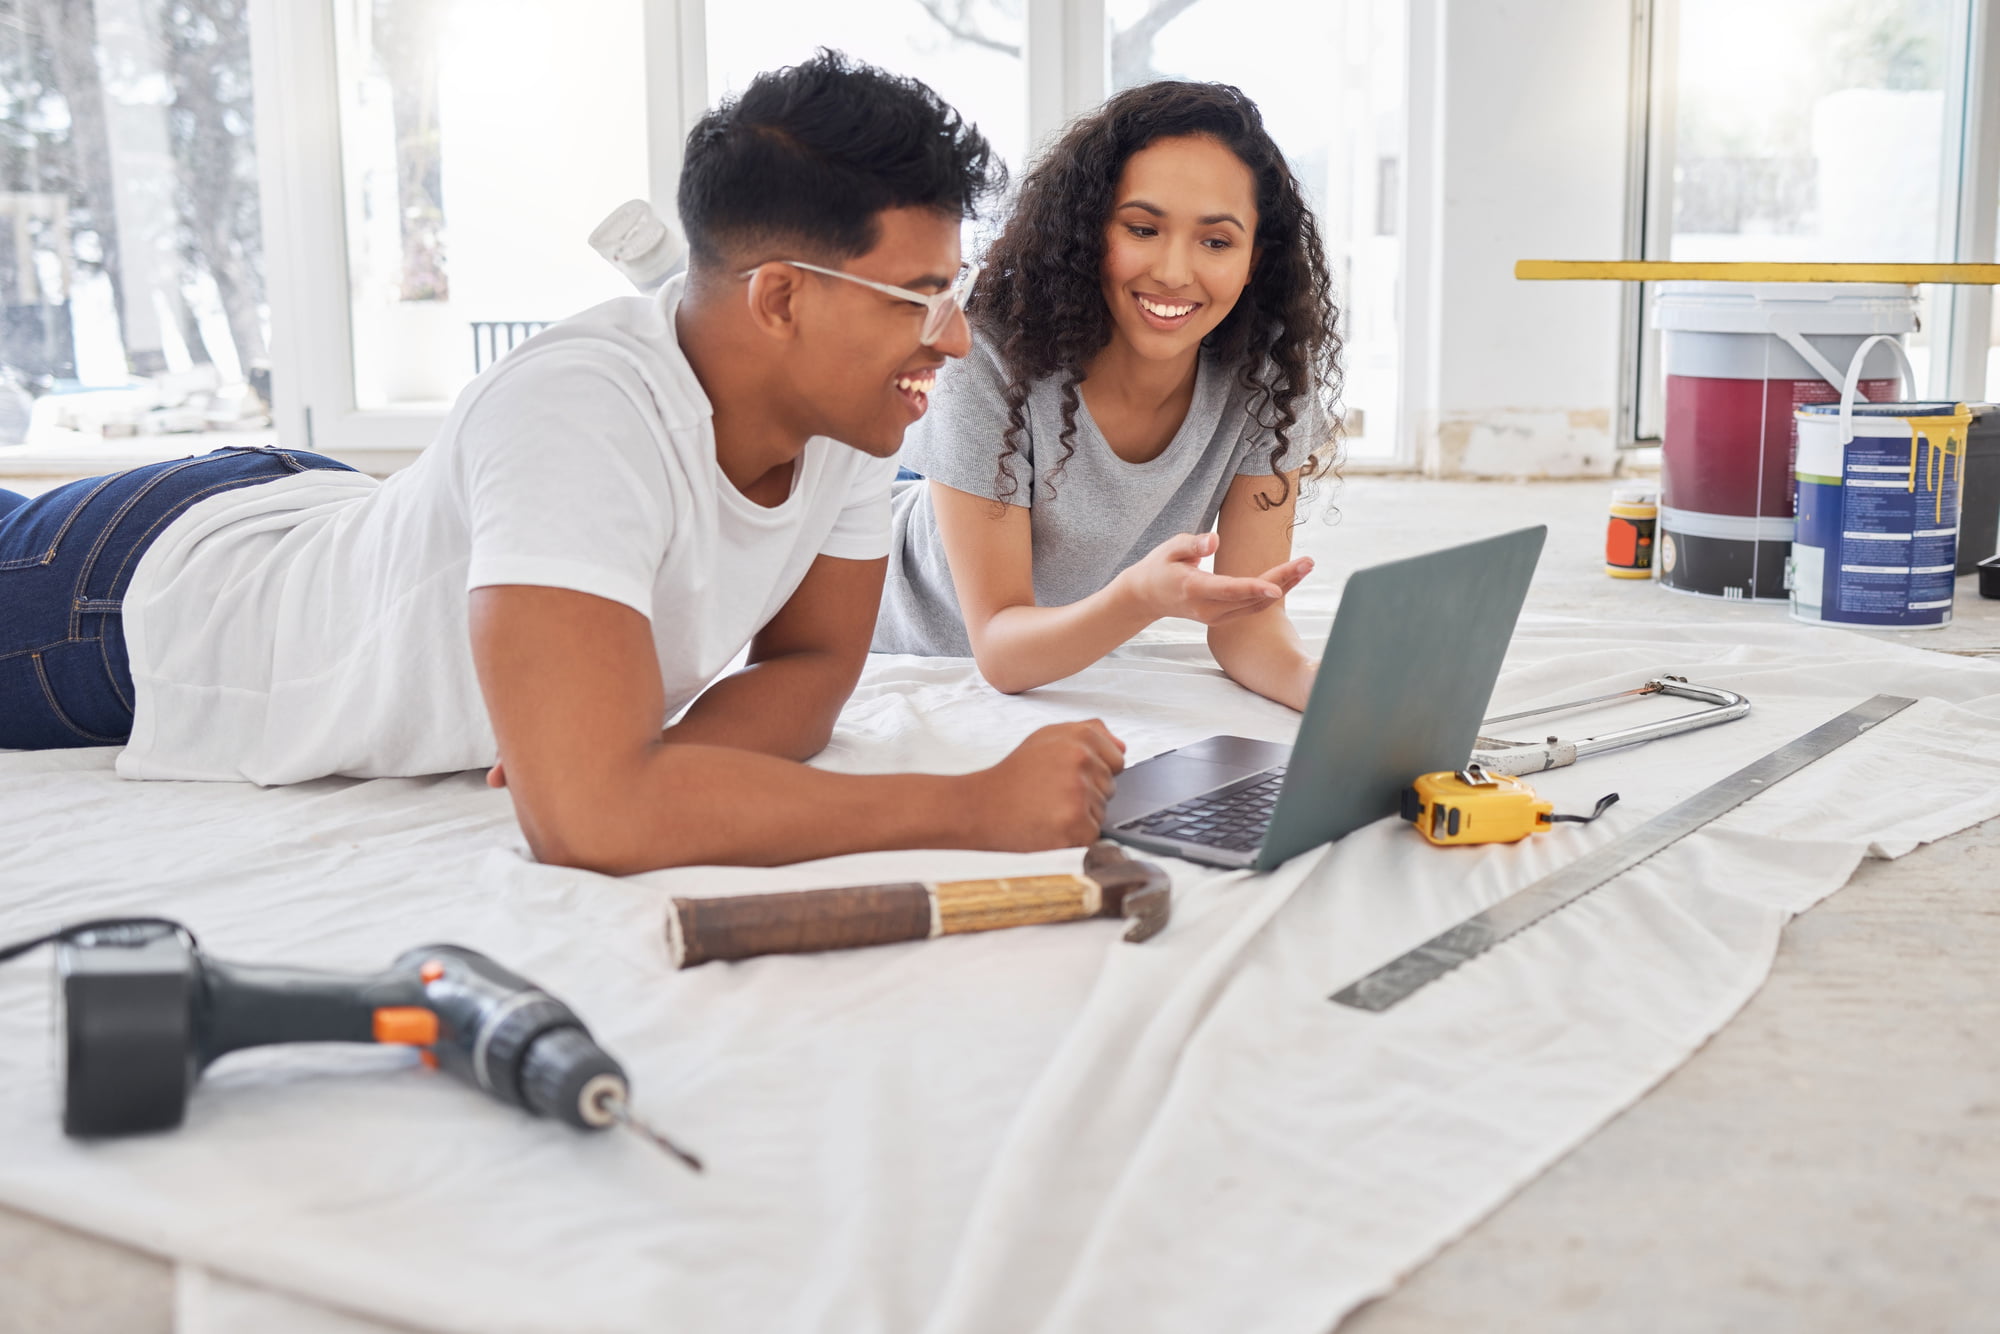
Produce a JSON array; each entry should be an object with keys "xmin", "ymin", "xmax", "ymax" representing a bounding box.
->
[
  {"xmin": 1209, "ymin": 608, "xmax": 1317, "ymax": 711},
  {"xmin": 971, "ymin": 573, "xmax": 1156, "ymax": 694}
]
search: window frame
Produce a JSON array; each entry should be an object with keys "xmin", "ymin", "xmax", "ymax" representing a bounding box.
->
[{"xmin": 1620, "ymin": 0, "xmax": 2000, "ymax": 449}]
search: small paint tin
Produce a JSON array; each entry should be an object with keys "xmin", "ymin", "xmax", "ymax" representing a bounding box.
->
[{"xmin": 1606, "ymin": 486, "xmax": 1658, "ymax": 578}]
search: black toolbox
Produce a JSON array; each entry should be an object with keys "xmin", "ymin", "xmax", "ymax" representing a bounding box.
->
[{"xmin": 1958, "ymin": 403, "xmax": 2000, "ymax": 574}]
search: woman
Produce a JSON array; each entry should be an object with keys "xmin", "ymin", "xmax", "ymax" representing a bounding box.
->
[{"xmin": 871, "ymin": 80, "xmax": 1342, "ymax": 711}]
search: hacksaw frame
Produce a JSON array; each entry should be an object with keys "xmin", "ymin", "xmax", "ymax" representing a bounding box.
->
[{"xmin": 1472, "ymin": 676, "xmax": 1751, "ymax": 776}]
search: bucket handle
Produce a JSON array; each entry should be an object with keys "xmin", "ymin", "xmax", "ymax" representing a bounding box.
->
[
  {"xmin": 1767, "ymin": 317, "xmax": 1859, "ymax": 389},
  {"xmin": 1837, "ymin": 334, "xmax": 1918, "ymax": 443}
]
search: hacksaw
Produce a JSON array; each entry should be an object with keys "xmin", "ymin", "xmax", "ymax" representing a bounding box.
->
[
  {"xmin": 1471, "ymin": 676, "xmax": 1750, "ymax": 776},
  {"xmin": 1330, "ymin": 693, "xmax": 1915, "ymax": 1013}
]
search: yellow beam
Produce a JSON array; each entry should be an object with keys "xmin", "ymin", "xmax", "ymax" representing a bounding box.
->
[{"xmin": 1515, "ymin": 260, "xmax": 2000, "ymax": 285}]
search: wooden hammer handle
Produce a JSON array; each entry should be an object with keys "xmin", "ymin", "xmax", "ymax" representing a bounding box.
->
[
  {"xmin": 665, "ymin": 844, "xmax": 1172, "ymax": 968},
  {"xmin": 667, "ymin": 883, "xmax": 932, "ymax": 968}
]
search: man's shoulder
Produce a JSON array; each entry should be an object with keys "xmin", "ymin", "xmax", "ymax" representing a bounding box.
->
[{"xmin": 480, "ymin": 293, "xmax": 709, "ymax": 430}]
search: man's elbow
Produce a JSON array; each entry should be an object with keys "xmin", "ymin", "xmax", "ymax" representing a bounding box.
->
[
  {"xmin": 522, "ymin": 821, "xmax": 645, "ymax": 876},
  {"xmin": 786, "ymin": 714, "xmax": 839, "ymax": 760},
  {"xmin": 514, "ymin": 792, "xmax": 685, "ymax": 876}
]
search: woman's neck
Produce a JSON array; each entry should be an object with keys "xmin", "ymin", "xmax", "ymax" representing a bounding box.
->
[
  {"xmin": 1079, "ymin": 332, "xmax": 1201, "ymax": 464},
  {"xmin": 1082, "ymin": 333, "xmax": 1200, "ymax": 414}
]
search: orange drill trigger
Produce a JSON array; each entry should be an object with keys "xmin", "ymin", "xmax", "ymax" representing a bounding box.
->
[{"xmin": 372, "ymin": 1006, "xmax": 439, "ymax": 1046}]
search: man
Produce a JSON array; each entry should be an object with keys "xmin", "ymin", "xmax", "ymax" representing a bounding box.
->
[{"xmin": 0, "ymin": 52, "xmax": 1124, "ymax": 873}]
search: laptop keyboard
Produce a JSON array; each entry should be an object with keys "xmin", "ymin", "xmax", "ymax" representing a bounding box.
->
[{"xmin": 1115, "ymin": 765, "xmax": 1287, "ymax": 853}]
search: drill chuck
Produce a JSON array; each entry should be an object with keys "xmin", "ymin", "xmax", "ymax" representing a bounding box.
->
[{"xmin": 520, "ymin": 1026, "xmax": 629, "ymax": 1129}]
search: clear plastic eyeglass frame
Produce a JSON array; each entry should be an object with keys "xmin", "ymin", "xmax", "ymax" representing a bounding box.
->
[{"xmin": 739, "ymin": 260, "xmax": 981, "ymax": 346}]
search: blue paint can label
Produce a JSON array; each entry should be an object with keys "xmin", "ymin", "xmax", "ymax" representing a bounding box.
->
[{"xmin": 1792, "ymin": 402, "xmax": 1970, "ymax": 629}]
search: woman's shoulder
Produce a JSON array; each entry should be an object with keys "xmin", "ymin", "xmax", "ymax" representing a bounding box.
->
[
  {"xmin": 950, "ymin": 325, "xmax": 1022, "ymax": 391},
  {"xmin": 928, "ymin": 326, "xmax": 1061, "ymax": 430},
  {"xmin": 1209, "ymin": 349, "xmax": 1329, "ymax": 418},
  {"xmin": 1201, "ymin": 349, "xmax": 1335, "ymax": 468}
]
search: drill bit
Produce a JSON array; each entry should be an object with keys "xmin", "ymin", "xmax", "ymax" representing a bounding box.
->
[{"xmin": 600, "ymin": 1091, "xmax": 704, "ymax": 1173}]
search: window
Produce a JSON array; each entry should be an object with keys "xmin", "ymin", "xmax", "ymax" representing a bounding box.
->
[
  {"xmin": 1990, "ymin": 195, "xmax": 2000, "ymax": 397},
  {"xmin": 1107, "ymin": 0, "xmax": 1405, "ymax": 460},
  {"xmin": 11, "ymin": 0, "xmax": 1411, "ymax": 466},
  {"xmin": 336, "ymin": 0, "xmax": 651, "ymax": 411},
  {"xmin": 1634, "ymin": 0, "xmax": 1981, "ymax": 439},
  {"xmin": 0, "ymin": 0, "xmax": 270, "ymax": 449},
  {"xmin": 706, "ymin": 1, "xmax": 1028, "ymax": 176}
]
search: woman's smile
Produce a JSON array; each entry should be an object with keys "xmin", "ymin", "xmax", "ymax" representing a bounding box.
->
[{"xmin": 1133, "ymin": 292, "xmax": 1205, "ymax": 331}]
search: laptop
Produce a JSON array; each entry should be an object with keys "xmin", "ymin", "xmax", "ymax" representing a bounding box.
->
[{"xmin": 1102, "ymin": 525, "xmax": 1547, "ymax": 871}]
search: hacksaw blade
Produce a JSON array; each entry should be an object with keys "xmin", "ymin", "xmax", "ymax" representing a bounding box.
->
[{"xmin": 1330, "ymin": 693, "xmax": 1916, "ymax": 1013}]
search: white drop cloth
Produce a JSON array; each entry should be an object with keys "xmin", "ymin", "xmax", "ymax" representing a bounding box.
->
[{"xmin": 3, "ymin": 616, "xmax": 1999, "ymax": 1334}]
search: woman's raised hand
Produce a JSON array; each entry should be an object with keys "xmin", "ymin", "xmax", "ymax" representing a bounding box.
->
[{"xmin": 1117, "ymin": 531, "xmax": 1312, "ymax": 626}]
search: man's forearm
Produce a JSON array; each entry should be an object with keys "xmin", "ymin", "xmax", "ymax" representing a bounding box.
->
[
  {"xmin": 664, "ymin": 650, "xmax": 859, "ymax": 760},
  {"xmin": 519, "ymin": 741, "xmax": 985, "ymax": 873}
]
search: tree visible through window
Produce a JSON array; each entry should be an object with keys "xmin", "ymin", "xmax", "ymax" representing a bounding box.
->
[
  {"xmin": 0, "ymin": 0, "xmax": 270, "ymax": 445},
  {"xmin": 912, "ymin": 0, "xmax": 1205, "ymax": 89}
]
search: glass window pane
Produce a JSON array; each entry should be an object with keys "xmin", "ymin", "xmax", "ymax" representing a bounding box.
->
[
  {"xmin": 704, "ymin": 2, "xmax": 1028, "ymax": 179},
  {"xmin": 0, "ymin": 0, "xmax": 271, "ymax": 447},
  {"xmin": 1107, "ymin": 0, "xmax": 1406, "ymax": 461},
  {"xmin": 1990, "ymin": 219, "xmax": 1999, "ymax": 400},
  {"xmin": 338, "ymin": 0, "xmax": 651, "ymax": 410},
  {"xmin": 1666, "ymin": 0, "xmax": 1957, "ymax": 387}
]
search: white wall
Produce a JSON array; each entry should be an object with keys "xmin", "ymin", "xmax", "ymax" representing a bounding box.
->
[{"xmin": 1404, "ymin": 0, "xmax": 1632, "ymax": 477}]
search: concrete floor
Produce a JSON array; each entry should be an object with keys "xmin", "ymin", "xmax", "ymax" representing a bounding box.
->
[{"xmin": 3, "ymin": 474, "xmax": 1997, "ymax": 1332}]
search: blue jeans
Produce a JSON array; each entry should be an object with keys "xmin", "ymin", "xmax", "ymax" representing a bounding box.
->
[{"xmin": 0, "ymin": 446, "xmax": 357, "ymax": 749}]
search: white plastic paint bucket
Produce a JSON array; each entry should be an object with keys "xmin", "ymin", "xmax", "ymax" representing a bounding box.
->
[
  {"xmin": 1791, "ymin": 335, "xmax": 1970, "ymax": 630},
  {"xmin": 1653, "ymin": 282, "xmax": 1918, "ymax": 600}
]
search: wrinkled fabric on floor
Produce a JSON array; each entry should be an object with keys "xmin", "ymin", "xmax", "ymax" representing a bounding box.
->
[{"xmin": 3, "ymin": 616, "xmax": 1998, "ymax": 1334}]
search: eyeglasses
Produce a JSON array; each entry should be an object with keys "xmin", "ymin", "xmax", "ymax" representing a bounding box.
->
[{"xmin": 738, "ymin": 259, "xmax": 981, "ymax": 347}]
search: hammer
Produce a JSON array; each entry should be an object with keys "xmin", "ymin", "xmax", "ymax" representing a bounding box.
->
[{"xmin": 665, "ymin": 841, "xmax": 1172, "ymax": 968}]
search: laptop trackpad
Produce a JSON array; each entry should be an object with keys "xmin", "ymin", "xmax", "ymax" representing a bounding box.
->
[
  {"xmin": 1172, "ymin": 735, "xmax": 1292, "ymax": 770},
  {"xmin": 1105, "ymin": 735, "xmax": 1292, "ymax": 825}
]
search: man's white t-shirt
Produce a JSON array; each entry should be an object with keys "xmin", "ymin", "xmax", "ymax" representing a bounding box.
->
[{"xmin": 118, "ymin": 276, "xmax": 897, "ymax": 784}]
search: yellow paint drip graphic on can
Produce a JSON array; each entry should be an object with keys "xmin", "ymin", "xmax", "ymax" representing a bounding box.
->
[{"xmin": 1905, "ymin": 409, "xmax": 1971, "ymax": 525}]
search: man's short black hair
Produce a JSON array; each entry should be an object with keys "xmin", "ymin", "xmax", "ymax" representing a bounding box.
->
[{"xmin": 677, "ymin": 49, "xmax": 1004, "ymax": 269}]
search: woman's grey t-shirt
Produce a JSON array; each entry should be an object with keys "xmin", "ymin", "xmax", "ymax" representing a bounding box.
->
[{"xmin": 873, "ymin": 332, "xmax": 1324, "ymax": 657}]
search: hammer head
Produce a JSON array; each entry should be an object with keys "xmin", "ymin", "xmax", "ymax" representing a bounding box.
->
[{"xmin": 1083, "ymin": 840, "xmax": 1172, "ymax": 943}]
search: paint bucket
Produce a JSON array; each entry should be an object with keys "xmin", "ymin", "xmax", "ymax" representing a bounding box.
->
[
  {"xmin": 1605, "ymin": 485, "xmax": 1657, "ymax": 578},
  {"xmin": 1653, "ymin": 283, "xmax": 1918, "ymax": 600},
  {"xmin": 1791, "ymin": 335, "xmax": 1970, "ymax": 630}
]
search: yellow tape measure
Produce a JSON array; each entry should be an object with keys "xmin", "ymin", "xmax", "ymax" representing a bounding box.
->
[{"xmin": 1400, "ymin": 764, "xmax": 1619, "ymax": 847}]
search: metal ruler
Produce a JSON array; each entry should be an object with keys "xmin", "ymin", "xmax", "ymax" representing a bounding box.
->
[{"xmin": 1330, "ymin": 694, "xmax": 1916, "ymax": 1013}]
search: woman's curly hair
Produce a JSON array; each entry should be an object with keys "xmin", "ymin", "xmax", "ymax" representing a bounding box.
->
[{"xmin": 973, "ymin": 80, "xmax": 1342, "ymax": 510}]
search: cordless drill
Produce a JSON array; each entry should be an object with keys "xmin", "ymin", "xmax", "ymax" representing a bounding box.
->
[{"xmin": 35, "ymin": 918, "xmax": 692, "ymax": 1165}]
